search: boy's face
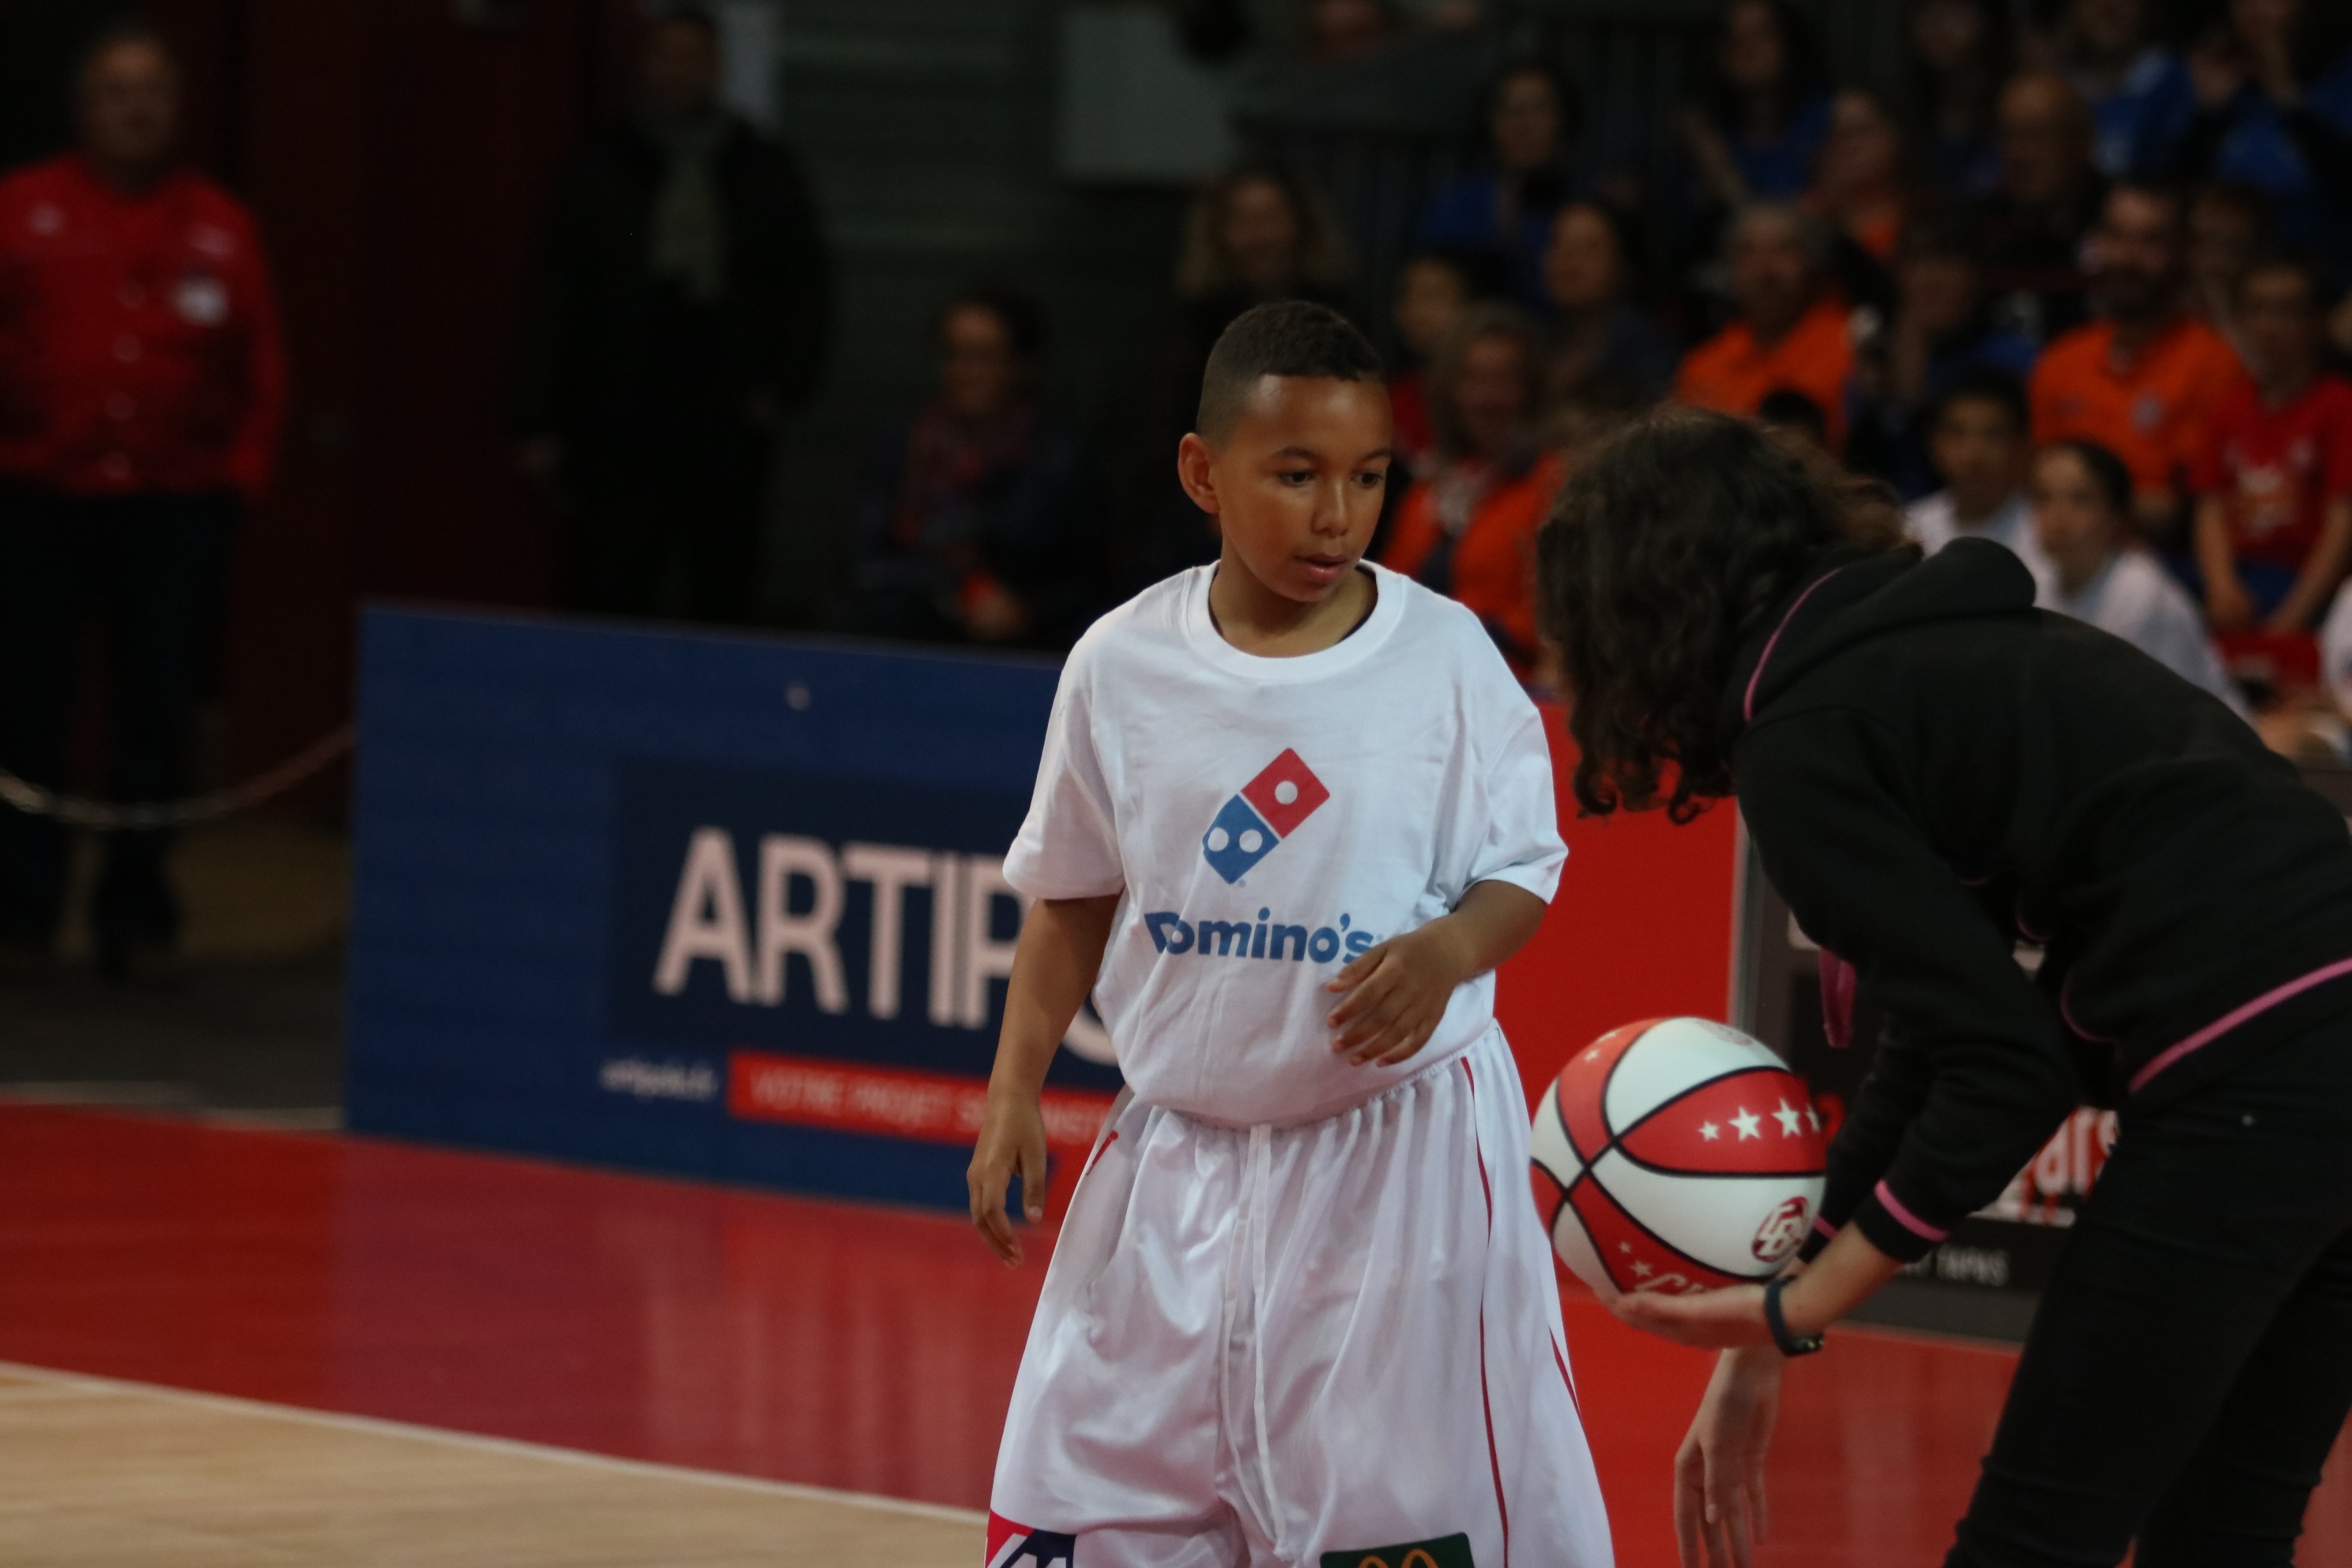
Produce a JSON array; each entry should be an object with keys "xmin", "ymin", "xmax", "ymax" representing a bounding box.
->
[
  {"xmin": 1930, "ymin": 397, "xmax": 2027, "ymax": 515},
  {"xmin": 2241, "ymin": 267, "xmax": 2320, "ymax": 386},
  {"xmin": 1181, "ymin": 375, "xmax": 1393, "ymax": 605},
  {"xmin": 2031, "ymin": 448, "xmax": 2120, "ymax": 582}
]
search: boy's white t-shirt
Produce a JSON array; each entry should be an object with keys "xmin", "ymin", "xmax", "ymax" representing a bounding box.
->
[{"xmin": 1005, "ymin": 561, "xmax": 1566, "ymax": 1127}]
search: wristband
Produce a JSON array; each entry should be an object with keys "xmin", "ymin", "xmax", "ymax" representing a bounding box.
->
[{"xmin": 1763, "ymin": 1275, "xmax": 1825, "ymax": 1358}]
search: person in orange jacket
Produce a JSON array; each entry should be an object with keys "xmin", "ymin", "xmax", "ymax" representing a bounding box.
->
[
  {"xmin": 0, "ymin": 21, "xmax": 285, "ymax": 974},
  {"xmin": 1380, "ymin": 301, "xmax": 1562, "ymax": 674}
]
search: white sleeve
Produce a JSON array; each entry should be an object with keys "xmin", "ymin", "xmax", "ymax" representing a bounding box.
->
[
  {"xmin": 1003, "ymin": 653, "xmax": 1125, "ymax": 901},
  {"xmin": 1459, "ymin": 645, "xmax": 1570, "ymax": 905}
]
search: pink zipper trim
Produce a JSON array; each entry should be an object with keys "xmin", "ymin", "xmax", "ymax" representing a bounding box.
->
[
  {"xmin": 1743, "ymin": 568, "xmax": 1847, "ymax": 724},
  {"xmin": 2128, "ymin": 955, "xmax": 2352, "ymax": 1094},
  {"xmin": 1811, "ymin": 1215, "xmax": 1839, "ymax": 1241},
  {"xmin": 1873, "ymin": 1180, "xmax": 1950, "ymax": 1242}
]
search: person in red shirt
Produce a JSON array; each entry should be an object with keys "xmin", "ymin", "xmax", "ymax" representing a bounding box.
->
[
  {"xmin": 1380, "ymin": 301, "xmax": 1562, "ymax": 672},
  {"xmin": 2192, "ymin": 254, "xmax": 2352, "ymax": 632},
  {"xmin": 1675, "ymin": 202, "xmax": 1856, "ymax": 450},
  {"xmin": 0, "ymin": 22, "xmax": 285, "ymax": 973},
  {"xmin": 2029, "ymin": 182, "xmax": 2241, "ymax": 541}
]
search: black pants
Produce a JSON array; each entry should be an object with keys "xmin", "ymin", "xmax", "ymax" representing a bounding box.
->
[
  {"xmin": 1950, "ymin": 1008, "xmax": 2352, "ymax": 1566},
  {"xmin": 0, "ymin": 487, "xmax": 236, "ymax": 952},
  {"xmin": 562, "ymin": 424, "xmax": 769, "ymax": 625}
]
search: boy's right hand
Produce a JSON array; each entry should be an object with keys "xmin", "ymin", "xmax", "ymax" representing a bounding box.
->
[{"xmin": 968, "ymin": 1086, "xmax": 1050, "ymax": 1266}]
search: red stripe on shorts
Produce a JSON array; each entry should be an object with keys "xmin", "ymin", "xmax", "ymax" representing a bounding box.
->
[{"xmin": 1463, "ymin": 1058, "xmax": 1512, "ymax": 1567}]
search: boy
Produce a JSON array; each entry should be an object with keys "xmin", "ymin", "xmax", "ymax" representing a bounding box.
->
[
  {"xmin": 968, "ymin": 303, "xmax": 1610, "ymax": 1568},
  {"xmin": 1903, "ymin": 368, "xmax": 2049, "ymax": 581},
  {"xmin": 2192, "ymin": 254, "xmax": 2352, "ymax": 632}
]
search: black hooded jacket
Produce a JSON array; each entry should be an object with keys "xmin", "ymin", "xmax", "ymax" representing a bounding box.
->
[{"xmin": 1725, "ymin": 541, "xmax": 2352, "ymax": 1264}]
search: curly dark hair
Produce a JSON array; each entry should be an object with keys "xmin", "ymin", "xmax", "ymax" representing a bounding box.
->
[{"xmin": 1536, "ymin": 408, "xmax": 1905, "ymax": 822}]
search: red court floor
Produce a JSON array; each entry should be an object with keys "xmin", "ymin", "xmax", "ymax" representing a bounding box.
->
[{"xmin": 2, "ymin": 1100, "xmax": 2347, "ymax": 1566}]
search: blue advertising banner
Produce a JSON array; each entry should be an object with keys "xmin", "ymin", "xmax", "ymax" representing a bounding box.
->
[{"xmin": 346, "ymin": 607, "xmax": 1119, "ymax": 1212}]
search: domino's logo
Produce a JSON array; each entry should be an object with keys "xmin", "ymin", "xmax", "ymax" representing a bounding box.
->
[{"xmin": 1202, "ymin": 748, "xmax": 1330, "ymax": 884}]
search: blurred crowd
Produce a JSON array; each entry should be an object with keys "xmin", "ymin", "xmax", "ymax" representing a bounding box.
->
[{"xmin": 8, "ymin": 1, "xmax": 2352, "ymax": 969}]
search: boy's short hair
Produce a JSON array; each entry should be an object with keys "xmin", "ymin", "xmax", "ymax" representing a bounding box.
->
[
  {"xmin": 1930, "ymin": 366, "xmax": 2031, "ymax": 435},
  {"xmin": 1197, "ymin": 301, "xmax": 1384, "ymax": 442}
]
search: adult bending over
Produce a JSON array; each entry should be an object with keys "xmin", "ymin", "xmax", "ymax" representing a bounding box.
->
[{"xmin": 1538, "ymin": 407, "xmax": 2352, "ymax": 1567}]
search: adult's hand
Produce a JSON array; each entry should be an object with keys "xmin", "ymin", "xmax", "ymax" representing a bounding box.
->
[{"xmin": 1675, "ymin": 1347, "xmax": 1783, "ymax": 1568}]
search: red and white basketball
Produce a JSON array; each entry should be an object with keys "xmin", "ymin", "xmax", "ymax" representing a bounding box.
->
[{"xmin": 1529, "ymin": 1016, "xmax": 1826, "ymax": 1301}]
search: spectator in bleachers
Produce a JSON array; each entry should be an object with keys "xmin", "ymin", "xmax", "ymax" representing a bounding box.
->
[
  {"xmin": 1389, "ymin": 251, "xmax": 1476, "ymax": 478},
  {"xmin": 1379, "ymin": 303, "xmax": 1560, "ymax": 672},
  {"xmin": 1977, "ymin": 72, "xmax": 2109, "ymax": 343},
  {"xmin": 2189, "ymin": 181, "xmax": 2270, "ymax": 352},
  {"xmin": 1417, "ymin": 62, "xmax": 1584, "ymax": 314},
  {"xmin": 1905, "ymin": 369, "xmax": 2048, "ymax": 579},
  {"xmin": 1675, "ymin": 203, "xmax": 1854, "ymax": 449},
  {"xmin": 1848, "ymin": 206, "xmax": 2041, "ymax": 499},
  {"xmin": 1680, "ymin": 0, "xmax": 1834, "ymax": 216},
  {"xmin": 1809, "ymin": 88, "xmax": 1914, "ymax": 272},
  {"xmin": 1173, "ymin": 166, "xmax": 1354, "ymax": 409},
  {"xmin": 2033, "ymin": 437, "xmax": 2245, "ymax": 709},
  {"xmin": 835, "ymin": 287, "xmax": 1096, "ymax": 652},
  {"xmin": 2030, "ymin": 182, "xmax": 2241, "ymax": 540},
  {"xmin": 0, "ymin": 22, "xmax": 285, "ymax": 974},
  {"xmin": 2054, "ymin": 0, "xmax": 2196, "ymax": 183},
  {"xmin": 514, "ymin": 6, "xmax": 830, "ymax": 627},
  {"xmin": 1909, "ymin": 0, "xmax": 2013, "ymax": 198},
  {"xmin": 1537, "ymin": 202, "xmax": 1675, "ymax": 414},
  {"xmin": 2192, "ymin": 255, "xmax": 2352, "ymax": 632},
  {"xmin": 2177, "ymin": 0, "xmax": 2352, "ymax": 284}
]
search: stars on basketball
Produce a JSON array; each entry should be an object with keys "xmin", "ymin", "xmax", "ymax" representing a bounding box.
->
[{"xmin": 1708, "ymin": 1101, "xmax": 1815, "ymax": 1142}]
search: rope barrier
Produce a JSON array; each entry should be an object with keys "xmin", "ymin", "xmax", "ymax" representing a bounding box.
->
[{"xmin": 0, "ymin": 724, "xmax": 356, "ymax": 831}]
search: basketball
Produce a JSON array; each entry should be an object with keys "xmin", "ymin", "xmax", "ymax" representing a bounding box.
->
[{"xmin": 1530, "ymin": 1017, "xmax": 1828, "ymax": 1302}]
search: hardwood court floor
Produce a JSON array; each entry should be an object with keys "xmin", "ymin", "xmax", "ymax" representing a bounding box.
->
[
  {"xmin": 0, "ymin": 1100, "xmax": 2346, "ymax": 1566},
  {"xmin": 0, "ymin": 1363, "xmax": 976, "ymax": 1566}
]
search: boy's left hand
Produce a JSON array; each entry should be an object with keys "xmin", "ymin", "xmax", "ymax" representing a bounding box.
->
[{"xmin": 1325, "ymin": 922, "xmax": 1473, "ymax": 1066}]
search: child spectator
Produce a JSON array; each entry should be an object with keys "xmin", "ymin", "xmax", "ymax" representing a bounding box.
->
[
  {"xmin": 2192, "ymin": 255, "xmax": 2352, "ymax": 631},
  {"xmin": 835, "ymin": 287, "xmax": 1098, "ymax": 650},
  {"xmin": 1679, "ymin": 0, "xmax": 1834, "ymax": 212},
  {"xmin": 1977, "ymin": 72, "xmax": 2109, "ymax": 343},
  {"xmin": 1381, "ymin": 303, "xmax": 1560, "ymax": 671},
  {"xmin": 2031, "ymin": 182, "xmax": 2241, "ymax": 540},
  {"xmin": 1538, "ymin": 200, "xmax": 1675, "ymax": 411},
  {"xmin": 971, "ymin": 300, "xmax": 1608, "ymax": 1566},
  {"xmin": 2056, "ymin": 0, "xmax": 2197, "ymax": 182},
  {"xmin": 2177, "ymin": 0, "xmax": 2352, "ymax": 285},
  {"xmin": 1848, "ymin": 205, "xmax": 2043, "ymax": 498},
  {"xmin": 1906, "ymin": 369, "xmax": 2050, "ymax": 581},
  {"xmin": 1676, "ymin": 203, "xmax": 1855, "ymax": 448},
  {"xmin": 1418, "ymin": 61, "xmax": 1585, "ymax": 312},
  {"xmin": 1757, "ymin": 387, "xmax": 1830, "ymax": 454},
  {"xmin": 1909, "ymin": 0, "xmax": 2013, "ymax": 198},
  {"xmin": 2034, "ymin": 438, "xmax": 2245, "ymax": 709}
]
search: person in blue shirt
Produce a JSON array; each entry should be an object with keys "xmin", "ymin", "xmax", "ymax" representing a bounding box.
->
[
  {"xmin": 2175, "ymin": 0, "xmax": 2352, "ymax": 282},
  {"xmin": 1416, "ymin": 60, "xmax": 1584, "ymax": 315},
  {"xmin": 1848, "ymin": 205, "xmax": 2043, "ymax": 499},
  {"xmin": 1679, "ymin": 0, "xmax": 1833, "ymax": 212},
  {"xmin": 2057, "ymin": 0, "xmax": 2199, "ymax": 182}
]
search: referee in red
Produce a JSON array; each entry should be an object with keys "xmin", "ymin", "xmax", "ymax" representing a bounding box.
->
[{"xmin": 0, "ymin": 21, "xmax": 285, "ymax": 975}]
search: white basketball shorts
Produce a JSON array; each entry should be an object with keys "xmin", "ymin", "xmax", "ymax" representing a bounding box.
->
[{"xmin": 986, "ymin": 1025, "xmax": 1614, "ymax": 1568}]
